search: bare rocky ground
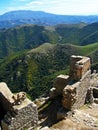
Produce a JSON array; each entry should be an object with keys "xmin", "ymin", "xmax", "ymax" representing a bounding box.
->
[
  {"xmin": 36, "ymin": 100, "xmax": 98, "ymax": 130},
  {"xmin": 71, "ymin": 103, "xmax": 98, "ymax": 129}
]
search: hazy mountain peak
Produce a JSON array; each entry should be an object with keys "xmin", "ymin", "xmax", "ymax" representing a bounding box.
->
[{"xmin": 0, "ymin": 10, "xmax": 98, "ymax": 28}]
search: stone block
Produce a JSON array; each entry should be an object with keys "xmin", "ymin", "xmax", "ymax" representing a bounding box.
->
[
  {"xmin": 70, "ymin": 55, "xmax": 90, "ymax": 80},
  {"xmin": 53, "ymin": 75, "xmax": 69, "ymax": 95}
]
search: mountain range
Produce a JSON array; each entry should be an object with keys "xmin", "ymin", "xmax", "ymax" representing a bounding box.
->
[
  {"xmin": 1, "ymin": 10, "xmax": 98, "ymax": 28},
  {"xmin": 1, "ymin": 22, "xmax": 98, "ymax": 58}
]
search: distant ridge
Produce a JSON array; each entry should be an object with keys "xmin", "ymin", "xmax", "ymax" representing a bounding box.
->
[
  {"xmin": 0, "ymin": 22, "xmax": 98, "ymax": 58},
  {"xmin": 1, "ymin": 10, "xmax": 98, "ymax": 28}
]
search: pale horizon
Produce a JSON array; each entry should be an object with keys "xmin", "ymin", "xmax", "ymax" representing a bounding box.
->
[{"xmin": 1, "ymin": 0, "xmax": 98, "ymax": 15}]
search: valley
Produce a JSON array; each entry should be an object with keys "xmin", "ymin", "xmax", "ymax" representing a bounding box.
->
[{"xmin": 0, "ymin": 17, "xmax": 98, "ymax": 99}]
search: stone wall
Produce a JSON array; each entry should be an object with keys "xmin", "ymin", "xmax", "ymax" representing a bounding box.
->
[
  {"xmin": 0, "ymin": 82, "xmax": 38, "ymax": 130},
  {"xmin": 0, "ymin": 93, "xmax": 14, "ymax": 115},
  {"xmin": 1, "ymin": 102, "xmax": 38, "ymax": 130},
  {"xmin": 0, "ymin": 83, "xmax": 14, "ymax": 113},
  {"xmin": 50, "ymin": 55, "xmax": 91, "ymax": 110},
  {"xmin": 90, "ymin": 71, "xmax": 98, "ymax": 104},
  {"xmin": 62, "ymin": 70, "xmax": 91, "ymax": 110},
  {"xmin": 90, "ymin": 71, "xmax": 98, "ymax": 88},
  {"xmin": 70, "ymin": 55, "xmax": 90, "ymax": 80},
  {"xmin": 53, "ymin": 75, "xmax": 69, "ymax": 96}
]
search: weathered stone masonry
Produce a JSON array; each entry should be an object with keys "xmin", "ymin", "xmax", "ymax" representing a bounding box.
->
[
  {"xmin": 0, "ymin": 82, "xmax": 38, "ymax": 130},
  {"xmin": 50, "ymin": 55, "xmax": 91, "ymax": 110},
  {"xmin": 62, "ymin": 70, "xmax": 91, "ymax": 110},
  {"xmin": 62, "ymin": 55, "xmax": 91, "ymax": 110},
  {"xmin": 2, "ymin": 103, "xmax": 38, "ymax": 130},
  {"xmin": 69, "ymin": 55, "xmax": 90, "ymax": 81}
]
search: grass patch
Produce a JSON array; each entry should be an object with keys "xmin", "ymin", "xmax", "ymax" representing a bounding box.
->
[
  {"xmin": 38, "ymin": 100, "xmax": 52, "ymax": 112},
  {"xmin": 28, "ymin": 43, "xmax": 54, "ymax": 54},
  {"xmin": 79, "ymin": 42, "xmax": 98, "ymax": 55}
]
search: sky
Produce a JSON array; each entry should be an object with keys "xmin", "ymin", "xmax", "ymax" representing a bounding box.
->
[{"xmin": 1, "ymin": 0, "xmax": 98, "ymax": 15}]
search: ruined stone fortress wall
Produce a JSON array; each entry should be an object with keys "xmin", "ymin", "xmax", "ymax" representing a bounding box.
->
[
  {"xmin": 0, "ymin": 82, "xmax": 38, "ymax": 130},
  {"xmin": 51, "ymin": 55, "xmax": 91, "ymax": 110},
  {"xmin": 70, "ymin": 55, "xmax": 90, "ymax": 80},
  {"xmin": 2, "ymin": 103, "xmax": 38, "ymax": 130},
  {"xmin": 0, "ymin": 55, "xmax": 96, "ymax": 129},
  {"xmin": 62, "ymin": 55, "xmax": 91, "ymax": 110},
  {"xmin": 62, "ymin": 70, "xmax": 91, "ymax": 110}
]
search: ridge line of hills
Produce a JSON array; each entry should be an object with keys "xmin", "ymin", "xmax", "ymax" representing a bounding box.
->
[
  {"xmin": 0, "ymin": 22, "xmax": 98, "ymax": 58},
  {"xmin": 1, "ymin": 10, "xmax": 98, "ymax": 28}
]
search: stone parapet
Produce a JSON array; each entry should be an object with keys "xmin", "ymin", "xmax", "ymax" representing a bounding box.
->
[
  {"xmin": 53, "ymin": 75, "xmax": 69, "ymax": 96},
  {"xmin": 1, "ymin": 102, "xmax": 38, "ymax": 130},
  {"xmin": 70, "ymin": 55, "xmax": 90, "ymax": 80},
  {"xmin": 0, "ymin": 82, "xmax": 38, "ymax": 130},
  {"xmin": 62, "ymin": 70, "xmax": 91, "ymax": 110},
  {"xmin": 50, "ymin": 55, "xmax": 92, "ymax": 110}
]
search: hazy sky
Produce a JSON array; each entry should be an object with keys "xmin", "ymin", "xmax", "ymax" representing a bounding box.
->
[{"xmin": 1, "ymin": 0, "xmax": 98, "ymax": 15}]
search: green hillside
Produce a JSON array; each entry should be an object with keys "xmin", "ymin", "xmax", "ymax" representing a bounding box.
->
[
  {"xmin": 0, "ymin": 42, "xmax": 98, "ymax": 99},
  {"xmin": 78, "ymin": 42, "xmax": 98, "ymax": 55},
  {"xmin": 1, "ymin": 22, "xmax": 98, "ymax": 58},
  {"xmin": 0, "ymin": 23, "xmax": 98, "ymax": 99},
  {"xmin": 80, "ymin": 22, "xmax": 98, "ymax": 45},
  {"xmin": 0, "ymin": 25, "xmax": 56, "ymax": 58}
]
